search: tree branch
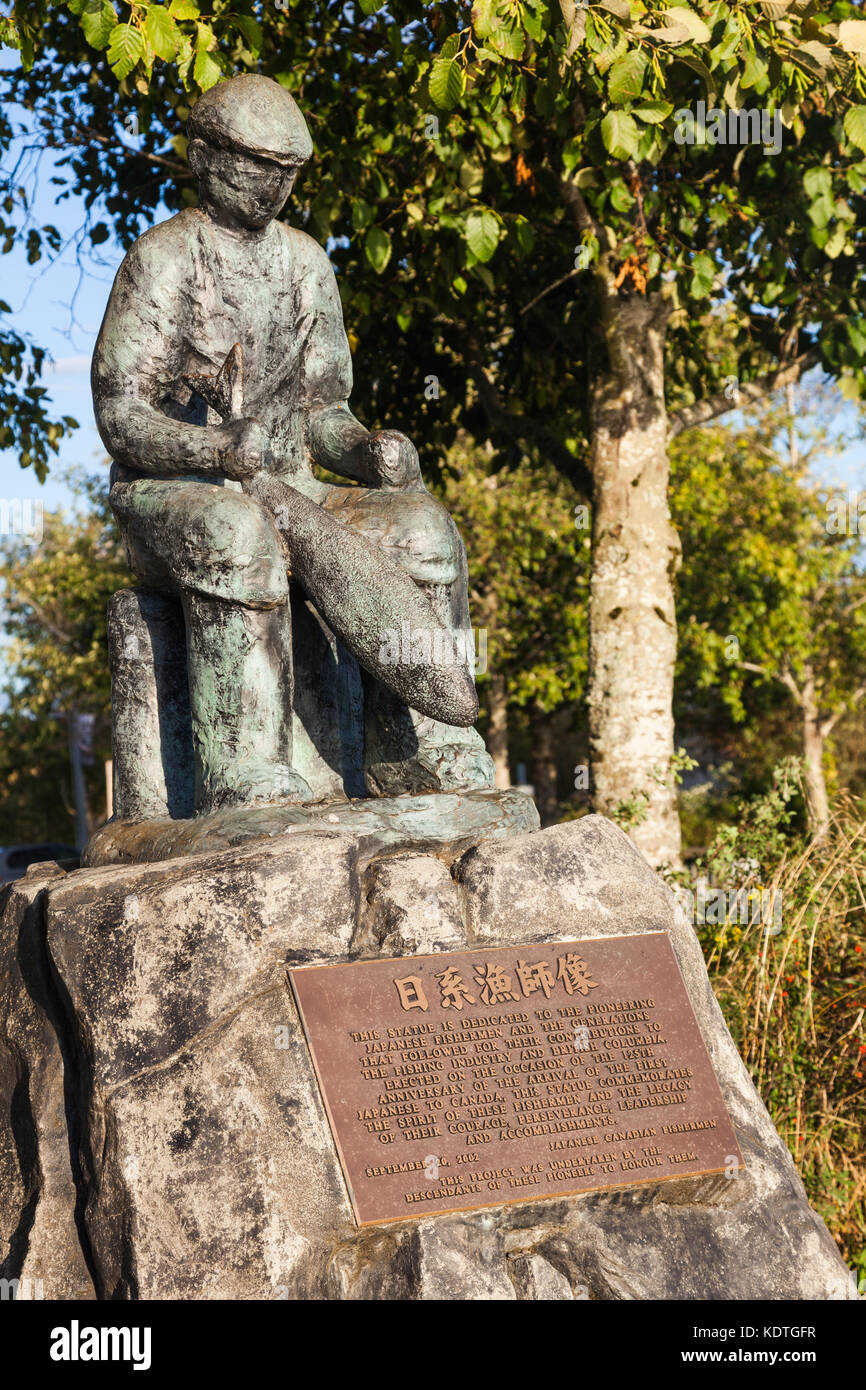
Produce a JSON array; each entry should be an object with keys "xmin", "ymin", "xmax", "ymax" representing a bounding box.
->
[
  {"xmin": 668, "ymin": 348, "xmax": 822, "ymax": 439},
  {"xmin": 464, "ymin": 341, "xmax": 592, "ymax": 498},
  {"xmin": 519, "ymin": 268, "xmax": 580, "ymax": 317},
  {"xmin": 70, "ymin": 123, "xmax": 191, "ymax": 178},
  {"xmin": 738, "ymin": 660, "xmax": 803, "ymax": 705},
  {"xmin": 6, "ymin": 585, "xmax": 77, "ymax": 647},
  {"xmin": 558, "ymin": 174, "xmax": 613, "ymax": 296},
  {"xmin": 821, "ymin": 685, "xmax": 866, "ymax": 739}
]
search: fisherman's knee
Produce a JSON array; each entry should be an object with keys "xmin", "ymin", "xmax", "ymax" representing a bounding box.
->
[{"xmin": 188, "ymin": 490, "xmax": 287, "ymax": 606}]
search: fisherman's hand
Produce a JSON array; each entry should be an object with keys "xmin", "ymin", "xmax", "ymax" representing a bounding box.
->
[
  {"xmin": 216, "ymin": 417, "xmax": 270, "ymax": 480},
  {"xmin": 363, "ymin": 430, "xmax": 424, "ymax": 491}
]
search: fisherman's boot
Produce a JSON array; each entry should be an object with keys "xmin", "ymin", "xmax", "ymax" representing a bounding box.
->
[{"xmin": 182, "ymin": 592, "xmax": 311, "ymax": 812}]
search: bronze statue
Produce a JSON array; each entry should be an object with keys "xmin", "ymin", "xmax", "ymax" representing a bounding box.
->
[{"xmin": 93, "ymin": 74, "xmax": 493, "ymax": 817}]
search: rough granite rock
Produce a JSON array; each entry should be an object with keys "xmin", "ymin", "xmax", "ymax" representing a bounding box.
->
[
  {"xmin": 1, "ymin": 814, "xmax": 856, "ymax": 1300},
  {"xmin": 357, "ymin": 854, "xmax": 466, "ymax": 957},
  {"xmin": 0, "ymin": 870, "xmax": 95, "ymax": 1300}
]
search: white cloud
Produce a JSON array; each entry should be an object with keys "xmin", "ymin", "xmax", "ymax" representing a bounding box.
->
[{"xmin": 45, "ymin": 354, "xmax": 92, "ymax": 376}]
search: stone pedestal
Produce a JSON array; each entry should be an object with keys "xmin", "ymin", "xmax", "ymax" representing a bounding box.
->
[{"xmin": 1, "ymin": 811, "xmax": 854, "ymax": 1300}]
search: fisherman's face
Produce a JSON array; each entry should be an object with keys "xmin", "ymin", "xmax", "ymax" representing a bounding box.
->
[{"xmin": 191, "ymin": 139, "xmax": 300, "ymax": 230}]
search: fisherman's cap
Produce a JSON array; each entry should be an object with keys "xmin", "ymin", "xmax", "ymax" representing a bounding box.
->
[{"xmin": 188, "ymin": 74, "xmax": 313, "ymax": 167}]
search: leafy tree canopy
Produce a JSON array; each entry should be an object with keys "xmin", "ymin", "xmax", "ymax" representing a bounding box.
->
[
  {"xmin": 3, "ymin": 2, "xmax": 866, "ymax": 482},
  {"xmin": 673, "ymin": 400, "xmax": 866, "ymax": 728},
  {"xmin": 436, "ymin": 434, "xmax": 589, "ymax": 711}
]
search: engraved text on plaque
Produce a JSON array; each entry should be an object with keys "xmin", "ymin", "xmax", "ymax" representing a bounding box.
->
[{"xmin": 289, "ymin": 933, "xmax": 743, "ymax": 1226}]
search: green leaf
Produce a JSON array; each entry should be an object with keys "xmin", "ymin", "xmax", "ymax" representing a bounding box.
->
[
  {"xmin": 838, "ymin": 20, "xmax": 866, "ymax": 57},
  {"xmin": 846, "ymin": 319, "xmax": 866, "ymax": 355},
  {"xmin": 226, "ymin": 14, "xmax": 263, "ymax": 56},
  {"xmin": 521, "ymin": 5, "xmax": 545, "ymax": 42},
  {"xmin": 562, "ymin": 137, "xmax": 582, "ymax": 173},
  {"xmin": 609, "ymin": 179, "xmax": 635, "ymax": 212},
  {"xmin": 358, "ymin": 0, "xmax": 384, "ymax": 13},
  {"xmin": 472, "ymin": 0, "xmax": 499, "ymax": 40},
  {"xmin": 440, "ymin": 32, "xmax": 460, "ymax": 61},
  {"xmin": 740, "ymin": 50, "xmax": 768, "ymax": 90},
  {"xmin": 824, "ymin": 224, "xmax": 847, "ymax": 260},
  {"xmin": 632, "ymin": 100, "xmax": 673, "ymax": 124},
  {"xmin": 810, "ymin": 223, "xmax": 830, "ymax": 250},
  {"xmin": 689, "ymin": 251, "xmax": 716, "ymax": 299},
  {"xmin": 80, "ymin": 0, "xmax": 117, "ymax": 51},
  {"xmin": 791, "ymin": 41, "xmax": 833, "ymax": 80},
  {"xmin": 193, "ymin": 47, "xmax": 222, "ymax": 90},
  {"xmin": 459, "ymin": 157, "xmax": 484, "ymax": 195},
  {"xmin": 351, "ymin": 199, "xmax": 373, "ymax": 230},
  {"xmin": 169, "ymin": 0, "xmax": 199, "ymax": 16},
  {"xmin": 843, "ymin": 106, "xmax": 866, "ymax": 154},
  {"xmin": 193, "ymin": 22, "xmax": 222, "ymax": 90},
  {"xmin": 608, "ymin": 49, "xmax": 648, "ymax": 103},
  {"xmin": 489, "ymin": 26, "xmax": 525, "ymax": 60},
  {"xmin": 429, "ymin": 56, "xmax": 464, "ymax": 109},
  {"xmin": 676, "ymin": 55, "xmax": 717, "ymax": 104},
  {"xmin": 803, "ymin": 167, "xmax": 831, "ymax": 199},
  {"xmin": 839, "ymin": 375, "xmax": 861, "ymax": 402},
  {"xmin": 145, "ymin": 6, "xmax": 178, "ymax": 62},
  {"xmin": 465, "ymin": 209, "xmax": 500, "ymax": 263},
  {"xmin": 663, "ymin": 7, "xmax": 712, "ymax": 43},
  {"xmin": 106, "ymin": 23, "xmax": 145, "ymax": 79},
  {"xmin": 601, "ymin": 109, "xmax": 639, "ymax": 161},
  {"xmin": 364, "ymin": 226, "xmax": 392, "ymax": 274},
  {"xmin": 513, "ymin": 217, "xmax": 534, "ymax": 254},
  {"xmin": 807, "ymin": 193, "xmax": 834, "ymax": 229},
  {"xmin": 847, "ymin": 161, "xmax": 866, "ymax": 195}
]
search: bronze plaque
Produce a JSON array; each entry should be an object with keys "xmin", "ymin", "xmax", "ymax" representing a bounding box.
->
[{"xmin": 289, "ymin": 932, "xmax": 743, "ymax": 1226}]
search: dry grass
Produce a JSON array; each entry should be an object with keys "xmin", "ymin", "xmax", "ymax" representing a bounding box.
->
[{"xmin": 693, "ymin": 778, "xmax": 866, "ymax": 1276}]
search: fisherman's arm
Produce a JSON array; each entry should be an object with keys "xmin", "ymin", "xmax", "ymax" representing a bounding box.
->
[
  {"xmin": 301, "ymin": 243, "xmax": 423, "ymax": 492},
  {"xmin": 92, "ymin": 235, "xmax": 262, "ymax": 481}
]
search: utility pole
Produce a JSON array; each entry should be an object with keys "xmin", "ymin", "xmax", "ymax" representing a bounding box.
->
[{"xmin": 67, "ymin": 710, "xmax": 90, "ymax": 853}]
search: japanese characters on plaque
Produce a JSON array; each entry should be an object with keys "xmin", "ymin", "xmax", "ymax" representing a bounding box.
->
[
  {"xmin": 394, "ymin": 949, "xmax": 598, "ymax": 1014},
  {"xmin": 289, "ymin": 933, "xmax": 743, "ymax": 1226}
]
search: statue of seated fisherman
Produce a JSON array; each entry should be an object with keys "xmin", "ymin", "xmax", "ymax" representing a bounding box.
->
[{"xmin": 92, "ymin": 74, "xmax": 494, "ymax": 814}]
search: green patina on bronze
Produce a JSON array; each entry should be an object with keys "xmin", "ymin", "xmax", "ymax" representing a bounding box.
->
[{"xmin": 93, "ymin": 74, "xmax": 494, "ymax": 822}]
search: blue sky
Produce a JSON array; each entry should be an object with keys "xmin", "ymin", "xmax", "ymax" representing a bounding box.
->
[
  {"xmin": 1, "ymin": 40, "xmax": 127, "ymax": 514},
  {"xmin": 0, "ymin": 223, "xmax": 119, "ymax": 515}
]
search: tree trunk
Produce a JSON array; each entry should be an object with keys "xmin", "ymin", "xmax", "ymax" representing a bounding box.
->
[
  {"xmin": 800, "ymin": 666, "xmax": 830, "ymax": 839},
  {"xmin": 486, "ymin": 668, "xmax": 510, "ymax": 789},
  {"xmin": 786, "ymin": 381, "xmax": 799, "ymax": 468},
  {"xmin": 587, "ymin": 291, "xmax": 682, "ymax": 867},
  {"xmin": 530, "ymin": 702, "xmax": 558, "ymax": 826}
]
